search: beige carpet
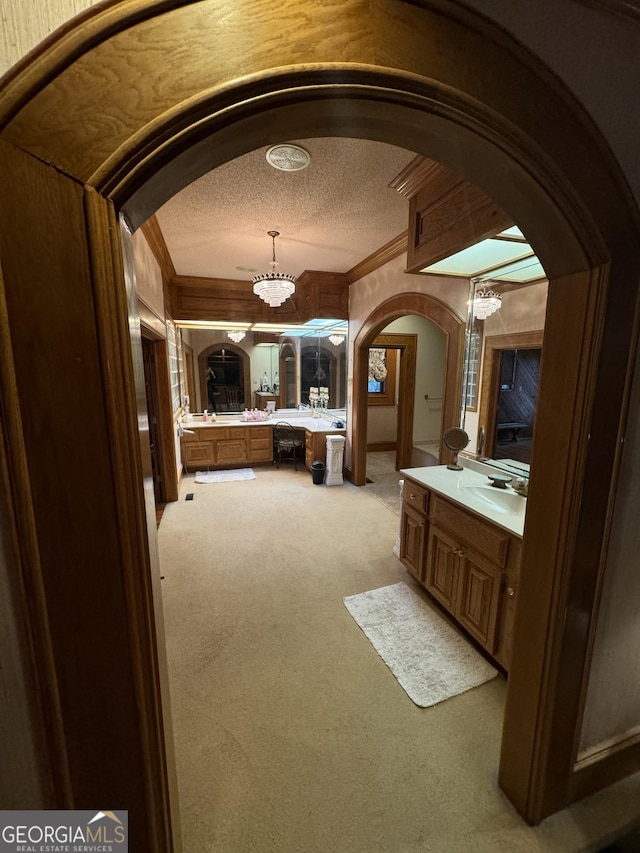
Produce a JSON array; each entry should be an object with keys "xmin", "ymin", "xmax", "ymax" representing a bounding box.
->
[{"xmin": 158, "ymin": 466, "xmax": 640, "ymax": 853}]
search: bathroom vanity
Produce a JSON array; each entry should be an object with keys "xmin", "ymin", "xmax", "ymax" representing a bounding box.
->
[
  {"xmin": 399, "ymin": 464, "xmax": 525, "ymax": 672},
  {"xmin": 180, "ymin": 414, "xmax": 346, "ymax": 473}
]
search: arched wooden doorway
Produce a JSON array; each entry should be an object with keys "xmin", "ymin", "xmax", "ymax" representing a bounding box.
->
[
  {"xmin": 1, "ymin": 2, "xmax": 639, "ymax": 848},
  {"xmin": 352, "ymin": 293, "xmax": 464, "ymax": 487}
]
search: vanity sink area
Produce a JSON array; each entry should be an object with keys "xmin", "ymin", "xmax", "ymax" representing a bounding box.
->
[
  {"xmin": 179, "ymin": 411, "xmax": 346, "ymax": 472},
  {"xmin": 398, "ymin": 460, "xmax": 527, "ymax": 671},
  {"xmin": 461, "ymin": 485, "xmax": 525, "ymax": 517}
]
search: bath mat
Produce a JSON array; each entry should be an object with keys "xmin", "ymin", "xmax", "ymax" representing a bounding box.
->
[
  {"xmin": 343, "ymin": 582, "xmax": 498, "ymax": 707},
  {"xmin": 195, "ymin": 469, "xmax": 256, "ymax": 484}
]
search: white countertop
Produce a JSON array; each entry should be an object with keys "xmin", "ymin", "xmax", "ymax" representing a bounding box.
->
[
  {"xmin": 183, "ymin": 415, "xmax": 345, "ymax": 433},
  {"xmin": 399, "ymin": 464, "xmax": 526, "ymax": 538}
]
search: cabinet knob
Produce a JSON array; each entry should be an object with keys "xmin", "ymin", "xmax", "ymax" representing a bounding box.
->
[{"xmin": 506, "ymin": 587, "xmax": 516, "ymax": 598}]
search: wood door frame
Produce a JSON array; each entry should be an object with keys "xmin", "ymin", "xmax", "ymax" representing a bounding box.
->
[
  {"xmin": 352, "ymin": 293, "xmax": 465, "ymax": 487},
  {"xmin": 478, "ymin": 330, "xmax": 545, "ymax": 459},
  {"xmin": 140, "ymin": 327, "xmax": 180, "ymax": 503},
  {"xmin": 365, "ymin": 334, "xmax": 416, "ymax": 470}
]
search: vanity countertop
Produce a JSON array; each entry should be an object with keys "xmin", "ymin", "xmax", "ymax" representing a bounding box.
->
[
  {"xmin": 183, "ymin": 416, "xmax": 345, "ymax": 433},
  {"xmin": 399, "ymin": 464, "xmax": 526, "ymax": 538}
]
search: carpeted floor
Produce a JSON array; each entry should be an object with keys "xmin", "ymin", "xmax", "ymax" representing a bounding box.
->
[
  {"xmin": 158, "ymin": 466, "xmax": 640, "ymax": 853},
  {"xmin": 363, "ymin": 451, "xmax": 404, "ymax": 515}
]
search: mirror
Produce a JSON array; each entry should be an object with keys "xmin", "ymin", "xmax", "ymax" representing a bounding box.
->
[
  {"xmin": 460, "ymin": 276, "xmax": 548, "ymax": 480},
  {"xmin": 443, "ymin": 427, "xmax": 469, "ymax": 470},
  {"xmin": 182, "ymin": 319, "xmax": 348, "ymax": 418}
]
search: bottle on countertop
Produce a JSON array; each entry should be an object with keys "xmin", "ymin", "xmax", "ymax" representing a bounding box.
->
[{"xmin": 261, "ymin": 372, "xmax": 269, "ymax": 391}]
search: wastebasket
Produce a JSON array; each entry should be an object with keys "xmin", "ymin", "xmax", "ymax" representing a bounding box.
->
[{"xmin": 311, "ymin": 460, "xmax": 325, "ymax": 485}]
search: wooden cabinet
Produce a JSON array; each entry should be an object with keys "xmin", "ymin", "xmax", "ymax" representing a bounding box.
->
[
  {"xmin": 400, "ymin": 476, "xmax": 521, "ymax": 671},
  {"xmin": 181, "ymin": 425, "xmax": 273, "ymax": 470},
  {"xmin": 304, "ymin": 428, "xmax": 346, "ymax": 471}
]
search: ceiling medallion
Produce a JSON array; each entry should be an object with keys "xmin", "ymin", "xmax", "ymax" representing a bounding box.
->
[
  {"xmin": 265, "ymin": 144, "xmax": 311, "ymax": 172},
  {"xmin": 252, "ymin": 231, "xmax": 296, "ymax": 308}
]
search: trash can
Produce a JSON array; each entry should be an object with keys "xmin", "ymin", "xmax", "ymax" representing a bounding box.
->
[{"xmin": 311, "ymin": 460, "xmax": 325, "ymax": 485}]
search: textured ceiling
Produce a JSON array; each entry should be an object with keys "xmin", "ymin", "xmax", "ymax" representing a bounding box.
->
[{"xmin": 155, "ymin": 138, "xmax": 417, "ymax": 280}]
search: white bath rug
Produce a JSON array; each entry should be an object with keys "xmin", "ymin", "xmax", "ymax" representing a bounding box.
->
[
  {"xmin": 195, "ymin": 469, "xmax": 256, "ymax": 484},
  {"xmin": 343, "ymin": 582, "xmax": 498, "ymax": 707}
]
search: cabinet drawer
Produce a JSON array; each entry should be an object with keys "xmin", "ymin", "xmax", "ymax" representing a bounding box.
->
[
  {"xmin": 430, "ymin": 495, "xmax": 509, "ymax": 567},
  {"xmin": 250, "ymin": 427, "xmax": 271, "ymax": 440},
  {"xmin": 403, "ymin": 479, "xmax": 429, "ymax": 514}
]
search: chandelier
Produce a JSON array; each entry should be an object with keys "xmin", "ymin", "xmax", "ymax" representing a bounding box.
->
[
  {"xmin": 473, "ymin": 284, "xmax": 502, "ymax": 320},
  {"xmin": 328, "ymin": 334, "xmax": 345, "ymax": 346},
  {"xmin": 227, "ymin": 330, "xmax": 246, "ymax": 343},
  {"xmin": 252, "ymin": 230, "xmax": 296, "ymax": 308}
]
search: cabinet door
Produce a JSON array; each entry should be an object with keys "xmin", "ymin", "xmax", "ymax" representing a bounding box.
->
[
  {"xmin": 425, "ymin": 526, "xmax": 459, "ymax": 612},
  {"xmin": 183, "ymin": 441, "xmax": 215, "ymax": 471},
  {"xmin": 215, "ymin": 438, "xmax": 248, "ymax": 464},
  {"xmin": 456, "ymin": 550, "xmax": 503, "ymax": 653},
  {"xmin": 400, "ymin": 505, "xmax": 426, "ymax": 581}
]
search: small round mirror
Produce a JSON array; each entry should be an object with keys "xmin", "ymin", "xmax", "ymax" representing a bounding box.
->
[{"xmin": 443, "ymin": 427, "xmax": 469, "ymax": 471}]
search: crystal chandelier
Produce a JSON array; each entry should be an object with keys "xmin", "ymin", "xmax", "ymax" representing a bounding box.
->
[
  {"xmin": 473, "ymin": 283, "xmax": 502, "ymax": 320},
  {"xmin": 328, "ymin": 334, "xmax": 345, "ymax": 346},
  {"xmin": 252, "ymin": 230, "xmax": 296, "ymax": 308},
  {"xmin": 227, "ymin": 330, "xmax": 246, "ymax": 343}
]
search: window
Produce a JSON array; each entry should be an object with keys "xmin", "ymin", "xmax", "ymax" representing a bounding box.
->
[{"xmin": 368, "ymin": 347, "xmax": 397, "ymax": 406}]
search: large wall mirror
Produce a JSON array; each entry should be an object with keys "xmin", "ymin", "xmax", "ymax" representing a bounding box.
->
[
  {"xmin": 415, "ymin": 224, "xmax": 548, "ymax": 479},
  {"xmin": 460, "ymin": 279, "xmax": 548, "ymax": 479},
  {"xmin": 180, "ymin": 319, "xmax": 348, "ymax": 417}
]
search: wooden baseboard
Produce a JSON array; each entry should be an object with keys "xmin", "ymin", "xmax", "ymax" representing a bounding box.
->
[
  {"xmin": 570, "ymin": 729, "xmax": 640, "ymax": 803},
  {"xmin": 367, "ymin": 442, "xmax": 397, "ymax": 453}
]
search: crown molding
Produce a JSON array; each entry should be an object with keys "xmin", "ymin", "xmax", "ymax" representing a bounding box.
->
[
  {"xmin": 346, "ymin": 231, "xmax": 407, "ymax": 284},
  {"xmin": 140, "ymin": 214, "xmax": 176, "ymax": 281}
]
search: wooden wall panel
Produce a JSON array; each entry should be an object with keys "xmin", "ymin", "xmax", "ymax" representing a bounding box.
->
[
  {"xmin": 406, "ymin": 162, "xmax": 512, "ymax": 273},
  {"xmin": 172, "ymin": 271, "xmax": 348, "ymax": 323}
]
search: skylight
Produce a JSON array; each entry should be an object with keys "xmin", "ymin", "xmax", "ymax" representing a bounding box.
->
[{"xmin": 419, "ymin": 228, "xmax": 546, "ymax": 284}]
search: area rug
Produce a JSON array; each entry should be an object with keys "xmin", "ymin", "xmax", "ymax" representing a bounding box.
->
[
  {"xmin": 343, "ymin": 582, "xmax": 498, "ymax": 707},
  {"xmin": 195, "ymin": 469, "xmax": 256, "ymax": 484}
]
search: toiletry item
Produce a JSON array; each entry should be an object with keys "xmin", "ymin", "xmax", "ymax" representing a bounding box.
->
[{"xmin": 203, "ymin": 410, "xmax": 209, "ymax": 422}]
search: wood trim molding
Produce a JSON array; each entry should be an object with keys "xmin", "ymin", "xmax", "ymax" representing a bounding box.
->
[
  {"xmin": 571, "ymin": 728, "xmax": 640, "ymax": 802},
  {"xmin": 477, "ymin": 330, "xmax": 544, "ymax": 458},
  {"xmin": 140, "ymin": 214, "xmax": 176, "ymax": 281},
  {"xmin": 346, "ymin": 232, "xmax": 408, "ymax": 284},
  {"xmin": 388, "ymin": 155, "xmax": 447, "ymax": 199},
  {"xmin": 352, "ymin": 292, "xmax": 464, "ymax": 487},
  {"xmin": 138, "ymin": 296, "xmax": 167, "ymax": 339},
  {"xmin": 370, "ymin": 335, "xmax": 415, "ymax": 469}
]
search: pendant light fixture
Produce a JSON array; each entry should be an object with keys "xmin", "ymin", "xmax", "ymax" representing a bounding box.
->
[
  {"xmin": 328, "ymin": 334, "xmax": 345, "ymax": 346},
  {"xmin": 472, "ymin": 279, "xmax": 502, "ymax": 320},
  {"xmin": 252, "ymin": 230, "xmax": 296, "ymax": 308},
  {"xmin": 227, "ymin": 330, "xmax": 246, "ymax": 343}
]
